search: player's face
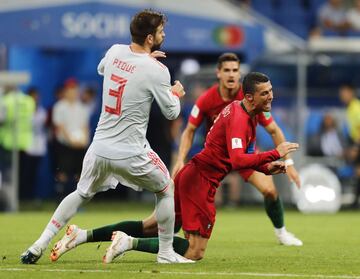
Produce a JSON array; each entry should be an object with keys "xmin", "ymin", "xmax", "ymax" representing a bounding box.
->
[
  {"xmin": 217, "ymin": 61, "xmax": 241, "ymax": 90},
  {"xmin": 253, "ymin": 81, "xmax": 273, "ymax": 112},
  {"xmin": 150, "ymin": 24, "xmax": 165, "ymax": 52}
]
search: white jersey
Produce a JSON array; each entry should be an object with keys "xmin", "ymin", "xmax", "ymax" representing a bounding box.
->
[{"xmin": 92, "ymin": 44, "xmax": 180, "ymax": 159}]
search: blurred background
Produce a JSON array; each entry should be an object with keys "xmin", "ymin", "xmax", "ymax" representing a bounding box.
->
[{"xmin": 1, "ymin": 0, "xmax": 360, "ymax": 213}]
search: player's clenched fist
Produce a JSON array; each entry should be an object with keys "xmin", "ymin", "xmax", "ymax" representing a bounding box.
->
[
  {"xmin": 276, "ymin": 142, "xmax": 299, "ymax": 157},
  {"xmin": 172, "ymin": 80, "xmax": 186, "ymax": 98}
]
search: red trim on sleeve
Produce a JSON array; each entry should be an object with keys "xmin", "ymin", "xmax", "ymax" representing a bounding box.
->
[{"xmin": 172, "ymin": 91, "xmax": 181, "ymax": 98}]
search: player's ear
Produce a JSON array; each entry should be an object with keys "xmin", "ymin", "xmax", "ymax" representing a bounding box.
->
[
  {"xmin": 245, "ymin": 93, "xmax": 253, "ymax": 102},
  {"xmin": 146, "ymin": 34, "xmax": 154, "ymax": 45}
]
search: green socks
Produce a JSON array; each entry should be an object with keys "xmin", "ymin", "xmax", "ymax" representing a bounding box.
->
[
  {"xmin": 264, "ymin": 197, "xmax": 284, "ymax": 229},
  {"xmin": 133, "ymin": 236, "xmax": 189, "ymax": 256},
  {"xmin": 88, "ymin": 221, "xmax": 143, "ymax": 242}
]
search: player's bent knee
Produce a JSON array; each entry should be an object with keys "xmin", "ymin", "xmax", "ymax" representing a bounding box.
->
[{"xmin": 261, "ymin": 186, "xmax": 278, "ymax": 200}]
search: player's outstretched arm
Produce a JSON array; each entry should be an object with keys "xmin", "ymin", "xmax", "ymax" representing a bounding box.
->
[
  {"xmin": 275, "ymin": 142, "xmax": 299, "ymax": 158},
  {"xmin": 265, "ymin": 122, "xmax": 301, "ymax": 188},
  {"xmin": 171, "ymin": 123, "xmax": 197, "ymax": 178},
  {"xmin": 285, "ymin": 163, "xmax": 301, "ymax": 188}
]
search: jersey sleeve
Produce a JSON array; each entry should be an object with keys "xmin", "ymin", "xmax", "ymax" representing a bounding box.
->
[
  {"xmin": 188, "ymin": 96, "xmax": 205, "ymax": 127},
  {"xmin": 97, "ymin": 44, "xmax": 119, "ymax": 76},
  {"xmin": 258, "ymin": 111, "xmax": 274, "ymax": 127},
  {"xmin": 151, "ymin": 66, "xmax": 180, "ymax": 120},
  {"xmin": 225, "ymin": 106, "xmax": 280, "ymax": 171}
]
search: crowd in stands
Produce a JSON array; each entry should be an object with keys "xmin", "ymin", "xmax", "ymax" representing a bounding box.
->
[
  {"xmin": 311, "ymin": 0, "xmax": 360, "ymax": 37},
  {"xmin": 238, "ymin": 0, "xmax": 360, "ymax": 38}
]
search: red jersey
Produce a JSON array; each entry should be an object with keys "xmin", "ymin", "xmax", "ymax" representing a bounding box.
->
[
  {"xmin": 192, "ymin": 101, "xmax": 280, "ymax": 185},
  {"xmin": 188, "ymin": 84, "xmax": 273, "ymax": 132}
]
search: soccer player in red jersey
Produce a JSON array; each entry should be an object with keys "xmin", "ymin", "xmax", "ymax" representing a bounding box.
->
[
  {"xmin": 49, "ymin": 72, "xmax": 299, "ymax": 263},
  {"xmin": 172, "ymin": 53, "xmax": 302, "ymax": 246}
]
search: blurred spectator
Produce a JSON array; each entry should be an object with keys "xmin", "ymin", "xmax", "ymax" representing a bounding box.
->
[
  {"xmin": 0, "ymin": 88, "xmax": 5, "ymax": 187},
  {"xmin": 0, "ymin": 86, "xmax": 35, "ymax": 203},
  {"xmin": 347, "ymin": 0, "xmax": 360, "ymax": 31},
  {"xmin": 47, "ymin": 85, "xmax": 65, "ymax": 177},
  {"xmin": 312, "ymin": 0, "xmax": 349, "ymax": 37},
  {"xmin": 319, "ymin": 113, "xmax": 345, "ymax": 157},
  {"xmin": 308, "ymin": 112, "xmax": 344, "ymax": 157},
  {"xmin": 81, "ymin": 86, "xmax": 97, "ymax": 116},
  {"xmin": 339, "ymin": 84, "xmax": 360, "ymax": 208},
  {"xmin": 19, "ymin": 87, "xmax": 47, "ymax": 201},
  {"xmin": 52, "ymin": 79, "xmax": 90, "ymax": 201},
  {"xmin": 80, "ymin": 86, "xmax": 99, "ymax": 137}
]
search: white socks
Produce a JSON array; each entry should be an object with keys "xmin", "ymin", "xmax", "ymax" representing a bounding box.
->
[
  {"xmin": 35, "ymin": 190, "xmax": 90, "ymax": 250},
  {"xmin": 275, "ymin": 226, "xmax": 286, "ymax": 235},
  {"xmin": 154, "ymin": 181, "xmax": 175, "ymax": 253}
]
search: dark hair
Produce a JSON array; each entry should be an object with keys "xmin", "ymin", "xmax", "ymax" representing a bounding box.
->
[
  {"xmin": 340, "ymin": 84, "xmax": 355, "ymax": 92},
  {"xmin": 130, "ymin": 9, "xmax": 167, "ymax": 45},
  {"xmin": 217, "ymin": 52, "xmax": 240, "ymax": 69},
  {"xmin": 242, "ymin": 72, "xmax": 269, "ymax": 95},
  {"xmin": 27, "ymin": 86, "xmax": 38, "ymax": 96}
]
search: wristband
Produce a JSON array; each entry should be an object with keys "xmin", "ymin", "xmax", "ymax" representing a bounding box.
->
[{"xmin": 284, "ymin": 158, "xmax": 294, "ymax": 167}]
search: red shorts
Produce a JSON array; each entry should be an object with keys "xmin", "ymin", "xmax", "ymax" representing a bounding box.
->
[
  {"xmin": 237, "ymin": 168, "xmax": 255, "ymax": 181},
  {"xmin": 174, "ymin": 161, "xmax": 216, "ymax": 239}
]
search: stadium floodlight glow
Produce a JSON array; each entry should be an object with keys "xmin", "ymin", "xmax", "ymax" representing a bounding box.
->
[
  {"xmin": 304, "ymin": 184, "xmax": 336, "ymax": 203},
  {"xmin": 180, "ymin": 58, "xmax": 200, "ymax": 75},
  {"xmin": 291, "ymin": 164, "xmax": 341, "ymax": 213}
]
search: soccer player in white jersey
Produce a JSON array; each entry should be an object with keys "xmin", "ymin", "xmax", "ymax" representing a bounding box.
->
[{"xmin": 20, "ymin": 9, "xmax": 193, "ymax": 264}]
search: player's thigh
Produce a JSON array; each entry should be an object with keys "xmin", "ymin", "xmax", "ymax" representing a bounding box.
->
[
  {"xmin": 111, "ymin": 149, "xmax": 171, "ymax": 193},
  {"xmin": 184, "ymin": 233, "xmax": 209, "ymax": 261},
  {"xmin": 177, "ymin": 162, "xmax": 216, "ymax": 239},
  {"xmin": 77, "ymin": 147, "xmax": 117, "ymax": 198},
  {"xmin": 247, "ymin": 171, "xmax": 278, "ymax": 197}
]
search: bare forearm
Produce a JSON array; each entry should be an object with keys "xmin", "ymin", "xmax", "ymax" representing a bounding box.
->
[
  {"xmin": 176, "ymin": 129, "xmax": 195, "ymax": 162},
  {"xmin": 268, "ymin": 125, "xmax": 291, "ymax": 160}
]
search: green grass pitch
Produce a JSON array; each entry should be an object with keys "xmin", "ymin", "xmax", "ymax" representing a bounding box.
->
[{"xmin": 0, "ymin": 202, "xmax": 359, "ymax": 279}]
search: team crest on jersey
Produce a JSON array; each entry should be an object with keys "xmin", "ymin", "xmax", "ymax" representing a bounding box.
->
[
  {"xmin": 191, "ymin": 105, "xmax": 200, "ymax": 118},
  {"xmin": 263, "ymin": 112, "xmax": 271, "ymax": 120},
  {"xmin": 231, "ymin": 138, "xmax": 242, "ymax": 149}
]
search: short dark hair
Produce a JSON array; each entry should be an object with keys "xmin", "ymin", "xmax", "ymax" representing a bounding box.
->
[
  {"xmin": 242, "ymin": 72, "xmax": 270, "ymax": 95},
  {"xmin": 217, "ymin": 53, "xmax": 240, "ymax": 69},
  {"xmin": 130, "ymin": 9, "xmax": 167, "ymax": 45},
  {"xmin": 340, "ymin": 84, "xmax": 355, "ymax": 92}
]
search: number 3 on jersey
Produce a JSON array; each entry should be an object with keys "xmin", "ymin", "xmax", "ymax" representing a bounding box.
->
[{"xmin": 105, "ymin": 74, "xmax": 128, "ymax": 115}]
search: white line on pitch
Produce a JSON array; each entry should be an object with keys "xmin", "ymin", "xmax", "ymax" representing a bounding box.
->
[{"xmin": 0, "ymin": 268, "xmax": 359, "ymax": 278}]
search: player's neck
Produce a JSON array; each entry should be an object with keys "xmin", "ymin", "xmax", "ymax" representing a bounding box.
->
[
  {"xmin": 241, "ymin": 99, "xmax": 260, "ymax": 117},
  {"xmin": 130, "ymin": 43, "xmax": 151, "ymax": 54},
  {"xmin": 218, "ymin": 84, "xmax": 239, "ymax": 102}
]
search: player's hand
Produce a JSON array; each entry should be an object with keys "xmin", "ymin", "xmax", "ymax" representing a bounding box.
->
[
  {"xmin": 171, "ymin": 160, "xmax": 185, "ymax": 179},
  {"xmin": 276, "ymin": 142, "xmax": 299, "ymax": 158},
  {"xmin": 150, "ymin": 50, "xmax": 166, "ymax": 59},
  {"xmin": 286, "ymin": 165, "xmax": 301, "ymax": 188},
  {"xmin": 268, "ymin": 161, "xmax": 286, "ymax": 175},
  {"xmin": 172, "ymin": 80, "xmax": 186, "ymax": 98}
]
